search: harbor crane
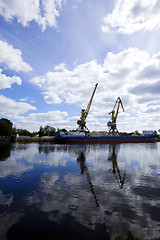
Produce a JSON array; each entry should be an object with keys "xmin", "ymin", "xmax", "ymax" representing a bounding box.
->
[
  {"xmin": 107, "ymin": 97, "xmax": 124, "ymax": 135},
  {"xmin": 76, "ymin": 83, "xmax": 98, "ymax": 132}
]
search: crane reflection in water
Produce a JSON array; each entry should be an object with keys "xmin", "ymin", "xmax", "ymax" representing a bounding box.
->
[
  {"xmin": 76, "ymin": 144, "xmax": 126, "ymax": 208},
  {"xmin": 108, "ymin": 144, "xmax": 126, "ymax": 189},
  {"xmin": 77, "ymin": 151, "xmax": 100, "ymax": 207}
]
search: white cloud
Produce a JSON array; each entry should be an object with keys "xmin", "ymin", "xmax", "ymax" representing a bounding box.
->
[
  {"xmin": 19, "ymin": 97, "xmax": 35, "ymax": 103},
  {"xmin": 0, "ymin": 95, "xmax": 36, "ymax": 119},
  {"xmin": 12, "ymin": 110, "xmax": 70, "ymax": 131},
  {"xmin": 43, "ymin": 91, "xmax": 63, "ymax": 104},
  {"xmin": 0, "ymin": 69, "xmax": 21, "ymax": 89},
  {"xmin": 31, "ymin": 60, "xmax": 104, "ymax": 105},
  {"xmin": 0, "ymin": 0, "xmax": 40, "ymax": 26},
  {"xmin": 0, "ymin": 40, "xmax": 32, "ymax": 72},
  {"xmin": 39, "ymin": 0, "xmax": 63, "ymax": 31},
  {"xmin": 14, "ymin": 118, "xmax": 71, "ymax": 132},
  {"xmin": 31, "ymin": 49, "xmax": 152, "ymax": 108},
  {"xmin": 28, "ymin": 110, "xmax": 68, "ymax": 120},
  {"xmin": 101, "ymin": 0, "xmax": 160, "ymax": 34},
  {"xmin": 30, "ymin": 47, "xmax": 160, "ymax": 132},
  {"xmin": 0, "ymin": 0, "xmax": 64, "ymax": 31}
]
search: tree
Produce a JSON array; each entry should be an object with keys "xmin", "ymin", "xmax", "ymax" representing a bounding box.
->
[
  {"xmin": 16, "ymin": 129, "xmax": 33, "ymax": 137},
  {"xmin": 38, "ymin": 125, "xmax": 56, "ymax": 137},
  {"xmin": 153, "ymin": 130, "xmax": 158, "ymax": 137},
  {"xmin": 61, "ymin": 128, "xmax": 67, "ymax": 132},
  {"xmin": 38, "ymin": 126, "xmax": 44, "ymax": 137},
  {"xmin": 48, "ymin": 126, "xmax": 56, "ymax": 136},
  {"xmin": 134, "ymin": 130, "xmax": 140, "ymax": 135},
  {"xmin": 0, "ymin": 118, "xmax": 13, "ymax": 136}
]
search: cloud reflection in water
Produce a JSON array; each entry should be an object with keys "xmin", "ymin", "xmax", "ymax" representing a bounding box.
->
[{"xmin": 0, "ymin": 142, "xmax": 160, "ymax": 239}]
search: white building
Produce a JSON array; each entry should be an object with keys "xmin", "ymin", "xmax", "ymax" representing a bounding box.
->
[{"xmin": 142, "ymin": 130, "xmax": 153, "ymax": 136}]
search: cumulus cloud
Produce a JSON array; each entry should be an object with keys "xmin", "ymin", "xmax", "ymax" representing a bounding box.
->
[
  {"xmin": 19, "ymin": 97, "xmax": 35, "ymax": 103},
  {"xmin": 30, "ymin": 47, "xmax": 160, "ymax": 132},
  {"xmin": 31, "ymin": 60, "xmax": 105, "ymax": 105},
  {"xmin": 30, "ymin": 48, "xmax": 154, "ymax": 108},
  {"xmin": 28, "ymin": 110, "xmax": 68, "ymax": 120},
  {"xmin": 12, "ymin": 110, "xmax": 70, "ymax": 132},
  {"xmin": 0, "ymin": 40, "xmax": 32, "ymax": 72},
  {"xmin": 39, "ymin": 0, "xmax": 63, "ymax": 31},
  {"xmin": 101, "ymin": 0, "xmax": 160, "ymax": 34},
  {"xmin": 0, "ymin": 95, "xmax": 36, "ymax": 119},
  {"xmin": 130, "ymin": 80, "xmax": 160, "ymax": 95},
  {"xmin": 0, "ymin": 69, "xmax": 22, "ymax": 89},
  {"xmin": 0, "ymin": 0, "xmax": 64, "ymax": 31}
]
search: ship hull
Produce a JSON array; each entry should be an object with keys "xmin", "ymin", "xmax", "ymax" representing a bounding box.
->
[{"xmin": 54, "ymin": 135, "xmax": 155, "ymax": 144}]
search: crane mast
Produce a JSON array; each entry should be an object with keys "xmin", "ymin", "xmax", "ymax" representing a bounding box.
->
[
  {"xmin": 77, "ymin": 83, "xmax": 98, "ymax": 133},
  {"xmin": 107, "ymin": 97, "xmax": 124, "ymax": 135}
]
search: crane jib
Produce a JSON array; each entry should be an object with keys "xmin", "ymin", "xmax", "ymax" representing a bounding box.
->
[{"xmin": 76, "ymin": 83, "xmax": 98, "ymax": 132}]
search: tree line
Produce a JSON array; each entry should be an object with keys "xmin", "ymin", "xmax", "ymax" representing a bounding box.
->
[
  {"xmin": 0, "ymin": 118, "xmax": 67, "ymax": 137},
  {"xmin": 0, "ymin": 118, "xmax": 159, "ymax": 138}
]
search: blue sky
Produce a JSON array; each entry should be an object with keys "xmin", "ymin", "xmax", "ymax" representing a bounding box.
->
[{"xmin": 0, "ymin": 0, "xmax": 160, "ymax": 133}]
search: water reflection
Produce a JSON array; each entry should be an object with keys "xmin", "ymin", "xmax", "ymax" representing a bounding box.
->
[
  {"xmin": 0, "ymin": 142, "xmax": 160, "ymax": 240},
  {"xmin": 108, "ymin": 144, "xmax": 126, "ymax": 189},
  {"xmin": 0, "ymin": 143, "xmax": 12, "ymax": 161},
  {"xmin": 77, "ymin": 151, "xmax": 99, "ymax": 207},
  {"xmin": 38, "ymin": 143, "xmax": 55, "ymax": 154}
]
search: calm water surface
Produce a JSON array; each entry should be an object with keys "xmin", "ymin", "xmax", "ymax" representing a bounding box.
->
[{"xmin": 0, "ymin": 142, "xmax": 160, "ymax": 240}]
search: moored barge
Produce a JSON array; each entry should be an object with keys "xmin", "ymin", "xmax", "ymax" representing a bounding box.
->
[{"xmin": 54, "ymin": 134, "xmax": 155, "ymax": 144}]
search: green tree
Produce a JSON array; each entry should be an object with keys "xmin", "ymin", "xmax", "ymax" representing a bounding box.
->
[
  {"xmin": 48, "ymin": 127, "xmax": 56, "ymax": 136},
  {"xmin": 0, "ymin": 118, "xmax": 13, "ymax": 136},
  {"xmin": 16, "ymin": 129, "xmax": 33, "ymax": 137},
  {"xmin": 38, "ymin": 125, "xmax": 56, "ymax": 137},
  {"xmin": 56, "ymin": 128, "xmax": 67, "ymax": 134},
  {"xmin": 134, "ymin": 130, "xmax": 140, "ymax": 135},
  {"xmin": 38, "ymin": 126, "xmax": 44, "ymax": 137}
]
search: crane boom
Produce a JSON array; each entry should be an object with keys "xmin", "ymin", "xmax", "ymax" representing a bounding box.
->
[
  {"xmin": 77, "ymin": 83, "xmax": 98, "ymax": 132},
  {"xmin": 84, "ymin": 83, "xmax": 98, "ymax": 120},
  {"xmin": 114, "ymin": 97, "xmax": 124, "ymax": 123}
]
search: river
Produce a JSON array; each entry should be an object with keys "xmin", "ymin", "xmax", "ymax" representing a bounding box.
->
[{"xmin": 0, "ymin": 142, "xmax": 160, "ymax": 240}]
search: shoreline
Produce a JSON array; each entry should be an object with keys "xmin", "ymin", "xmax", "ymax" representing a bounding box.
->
[
  {"xmin": 1, "ymin": 136, "xmax": 160, "ymax": 143},
  {"xmin": 15, "ymin": 136, "xmax": 55, "ymax": 142}
]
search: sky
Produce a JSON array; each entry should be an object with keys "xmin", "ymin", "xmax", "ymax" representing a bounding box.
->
[{"xmin": 0, "ymin": 0, "xmax": 160, "ymax": 133}]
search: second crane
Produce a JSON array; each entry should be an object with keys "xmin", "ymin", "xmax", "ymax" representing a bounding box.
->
[{"xmin": 107, "ymin": 97, "xmax": 124, "ymax": 135}]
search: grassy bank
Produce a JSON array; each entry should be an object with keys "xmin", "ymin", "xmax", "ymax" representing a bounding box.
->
[{"xmin": 15, "ymin": 136, "xmax": 55, "ymax": 142}]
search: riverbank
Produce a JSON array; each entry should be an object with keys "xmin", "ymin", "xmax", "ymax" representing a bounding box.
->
[
  {"xmin": 16, "ymin": 136, "xmax": 160, "ymax": 143},
  {"xmin": 15, "ymin": 136, "xmax": 55, "ymax": 142},
  {"xmin": 0, "ymin": 136, "xmax": 15, "ymax": 143},
  {"xmin": 1, "ymin": 136, "xmax": 160, "ymax": 143}
]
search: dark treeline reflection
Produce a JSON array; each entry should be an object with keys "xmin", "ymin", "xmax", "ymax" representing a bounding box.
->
[
  {"xmin": 38, "ymin": 144, "xmax": 55, "ymax": 154},
  {"xmin": 0, "ymin": 143, "xmax": 13, "ymax": 161}
]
